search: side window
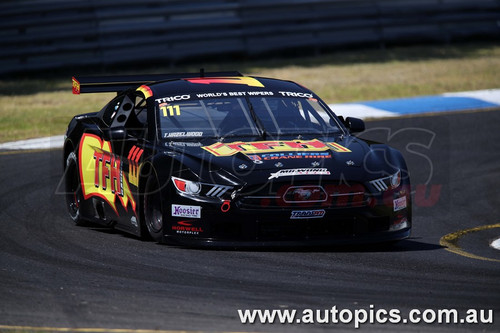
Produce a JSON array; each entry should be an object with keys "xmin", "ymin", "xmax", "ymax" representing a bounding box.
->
[
  {"xmin": 133, "ymin": 94, "xmax": 148, "ymax": 126},
  {"xmin": 101, "ymin": 95, "xmax": 125, "ymax": 126},
  {"xmin": 100, "ymin": 93, "xmax": 148, "ymax": 139},
  {"xmin": 110, "ymin": 95, "xmax": 135, "ymax": 128}
]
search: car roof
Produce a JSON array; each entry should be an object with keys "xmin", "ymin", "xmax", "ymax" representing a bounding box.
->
[{"xmin": 146, "ymin": 76, "xmax": 314, "ymax": 100}]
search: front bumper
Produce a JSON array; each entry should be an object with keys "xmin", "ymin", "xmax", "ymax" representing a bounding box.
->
[{"xmin": 164, "ymin": 195, "xmax": 411, "ymax": 248}]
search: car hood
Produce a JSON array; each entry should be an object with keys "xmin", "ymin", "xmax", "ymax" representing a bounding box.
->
[{"xmin": 163, "ymin": 135, "xmax": 391, "ymax": 185}]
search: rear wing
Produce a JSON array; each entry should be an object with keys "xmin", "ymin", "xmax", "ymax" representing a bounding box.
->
[{"xmin": 72, "ymin": 71, "xmax": 243, "ymax": 94}]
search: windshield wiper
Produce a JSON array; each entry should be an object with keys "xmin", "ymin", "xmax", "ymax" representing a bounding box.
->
[{"xmin": 246, "ymin": 99, "xmax": 267, "ymax": 140}]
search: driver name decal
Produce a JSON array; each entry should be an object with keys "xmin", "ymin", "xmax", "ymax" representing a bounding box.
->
[{"xmin": 202, "ymin": 139, "xmax": 351, "ymax": 157}]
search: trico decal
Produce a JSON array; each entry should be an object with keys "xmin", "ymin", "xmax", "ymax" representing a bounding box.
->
[
  {"xmin": 171, "ymin": 204, "xmax": 201, "ymax": 219},
  {"xmin": 78, "ymin": 134, "xmax": 136, "ymax": 215},
  {"xmin": 290, "ymin": 210, "xmax": 326, "ymax": 219},
  {"xmin": 202, "ymin": 139, "xmax": 351, "ymax": 157},
  {"xmin": 393, "ymin": 196, "xmax": 407, "ymax": 212},
  {"xmin": 278, "ymin": 91, "xmax": 313, "ymax": 98},
  {"xmin": 186, "ymin": 76, "xmax": 264, "ymax": 88},
  {"xmin": 155, "ymin": 95, "xmax": 190, "ymax": 103},
  {"xmin": 268, "ymin": 168, "xmax": 330, "ymax": 180}
]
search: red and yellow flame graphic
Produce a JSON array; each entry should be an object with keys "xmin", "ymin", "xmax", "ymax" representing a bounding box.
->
[
  {"xmin": 202, "ymin": 139, "xmax": 351, "ymax": 157},
  {"xmin": 79, "ymin": 133, "xmax": 136, "ymax": 215},
  {"xmin": 186, "ymin": 77, "xmax": 264, "ymax": 87},
  {"xmin": 136, "ymin": 85, "xmax": 153, "ymax": 98}
]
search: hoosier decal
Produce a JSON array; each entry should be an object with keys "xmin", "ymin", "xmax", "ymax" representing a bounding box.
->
[
  {"xmin": 171, "ymin": 204, "xmax": 201, "ymax": 218},
  {"xmin": 393, "ymin": 196, "xmax": 407, "ymax": 212},
  {"xmin": 202, "ymin": 139, "xmax": 351, "ymax": 157}
]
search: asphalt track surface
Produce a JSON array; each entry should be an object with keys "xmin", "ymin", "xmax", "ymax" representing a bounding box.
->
[{"xmin": 1, "ymin": 110, "xmax": 499, "ymax": 332}]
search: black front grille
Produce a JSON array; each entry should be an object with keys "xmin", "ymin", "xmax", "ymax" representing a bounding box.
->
[{"xmin": 236, "ymin": 181, "xmax": 368, "ymax": 210}]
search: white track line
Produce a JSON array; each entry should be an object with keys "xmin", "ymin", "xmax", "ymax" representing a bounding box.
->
[{"xmin": 0, "ymin": 135, "xmax": 64, "ymax": 150}]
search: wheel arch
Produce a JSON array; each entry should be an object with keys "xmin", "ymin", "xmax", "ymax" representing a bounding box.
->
[{"xmin": 63, "ymin": 139, "xmax": 77, "ymax": 170}]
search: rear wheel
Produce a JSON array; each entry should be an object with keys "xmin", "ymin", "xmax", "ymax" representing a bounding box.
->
[
  {"xmin": 144, "ymin": 176, "xmax": 165, "ymax": 242},
  {"xmin": 65, "ymin": 152, "xmax": 86, "ymax": 226}
]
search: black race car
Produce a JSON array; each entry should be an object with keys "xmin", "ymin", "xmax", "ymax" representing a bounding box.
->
[{"xmin": 64, "ymin": 71, "xmax": 411, "ymax": 247}]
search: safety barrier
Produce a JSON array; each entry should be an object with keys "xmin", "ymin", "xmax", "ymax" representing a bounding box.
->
[{"xmin": 1, "ymin": 0, "xmax": 499, "ymax": 74}]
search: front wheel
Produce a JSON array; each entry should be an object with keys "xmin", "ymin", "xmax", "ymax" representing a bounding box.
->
[{"xmin": 143, "ymin": 176, "xmax": 165, "ymax": 242}]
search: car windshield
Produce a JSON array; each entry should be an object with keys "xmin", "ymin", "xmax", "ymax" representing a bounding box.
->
[{"xmin": 158, "ymin": 96, "xmax": 341, "ymax": 140}]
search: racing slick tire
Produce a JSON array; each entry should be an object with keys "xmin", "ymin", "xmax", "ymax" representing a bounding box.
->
[
  {"xmin": 64, "ymin": 152, "xmax": 86, "ymax": 226},
  {"xmin": 143, "ymin": 175, "xmax": 165, "ymax": 243}
]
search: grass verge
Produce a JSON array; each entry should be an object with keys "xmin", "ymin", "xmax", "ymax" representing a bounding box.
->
[{"xmin": 0, "ymin": 42, "xmax": 499, "ymax": 143}]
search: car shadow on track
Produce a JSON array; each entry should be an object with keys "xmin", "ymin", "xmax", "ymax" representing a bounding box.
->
[
  {"xmin": 167, "ymin": 237, "xmax": 444, "ymax": 253},
  {"xmin": 85, "ymin": 224, "xmax": 443, "ymax": 253}
]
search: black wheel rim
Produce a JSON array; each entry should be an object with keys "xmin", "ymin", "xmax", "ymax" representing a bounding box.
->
[
  {"xmin": 65, "ymin": 159, "xmax": 81, "ymax": 219},
  {"xmin": 146, "ymin": 182, "xmax": 163, "ymax": 234}
]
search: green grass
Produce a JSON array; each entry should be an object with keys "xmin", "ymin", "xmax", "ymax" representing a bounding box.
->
[{"xmin": 1, "ymin": 42, "xmax": 499, "ymax": 143}]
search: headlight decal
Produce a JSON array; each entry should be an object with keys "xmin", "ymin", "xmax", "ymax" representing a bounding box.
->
[
  {"xmin": 171, "ymin": 176, "xmax": 233, "ymax": 198},
  {"xmin": 206, "ymin": 185, "xmax": 232, "ymax": 197},
  {"xmin": 369, "ymin": 169, "xmax": 401, "ymax": 192}
]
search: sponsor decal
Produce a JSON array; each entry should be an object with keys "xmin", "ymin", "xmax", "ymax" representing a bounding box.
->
[
  {"xmin": 290, "ymin": 209, "xmax": 326, "ymax": 219},
  {"xmin": 186, "ymin": 77, "xmax": 264, "ymax": 87},
  {"xmin": 202, "ymin": 139, "xmax": 351, "ymax": 157},
  {"xmin": 257, "ymin": 152, "xmax": 332, "ymax": 160},
  {"xmin": 171, "ymin": 204, "xmax": 201, "ymax": 218},
  {"xmin": 136, "ymin": 85, "xmax": 153, "ymax": 99},
  {"xmin": 268, "ymin": 168, "xmax": 331, "ymax": 180},
  {"xmin": 165, "ymin": 131, "xmax": 203, "ymax": 138},
  {"xmin": 171, "ymin": 221, "xmax": 204, "ymax": 235},
  {"xmin": 155, "ymin": 95, "xmax": 190, "ymax": 103},
  {"xmin": 393, "ymin": 196, "xmax": 407, "ymax": 211},
  {"xmin": 168, "ymin": 141, "xmax": 203, "ymax": 147},
  {"xmin": 278, "ymin": 91, "xmax": 314, "ymax": 98},
  {"xmin": 78, "ymin": 133, "xmax": 136, "ymax": 216},
  {"xmin": 195, "ymin": 90, "xmax": 275, "ymax": 98},
  {"xmin": 247, "ymin": 154, "xmax": 263, "ymax": 164}
]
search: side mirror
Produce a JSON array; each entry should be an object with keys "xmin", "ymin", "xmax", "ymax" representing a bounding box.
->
[
  {"xmin": 345, "ymin": 117, "xmax": 365, "ymax": 133},
  {"xmin": 102, "ymin": 126, "xmax": 128, "ymax": 141}
]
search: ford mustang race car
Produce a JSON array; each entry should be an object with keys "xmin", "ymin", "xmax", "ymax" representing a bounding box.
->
[{"xmin": 64, "ymin": 71, "xmax": 411, "ymax": 247}]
